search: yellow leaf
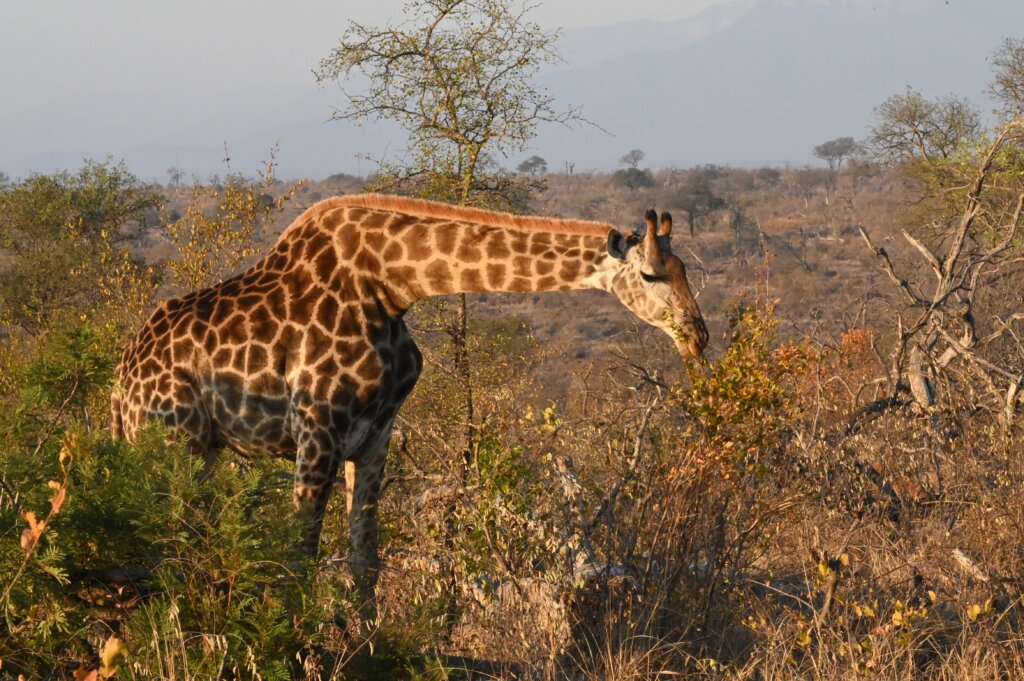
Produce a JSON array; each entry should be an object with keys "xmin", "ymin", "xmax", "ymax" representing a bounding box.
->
[
  {"xmin": 967, "ymin": 603, "xmax": 982, "ymax": 621},
  {"xmin": 796, "ymin": 625, "xmax": 813, "ymax": 647},
  {"xmin": 19, "ymin": 511, "xmax": 45, "ymax": 554},
  {"xmin": 48, "ymin": 480, "xmax": 67, "ymax": 515},
  {"xmin": 99, "ymin": 636, "xmax": 127, "ymax": 678}
]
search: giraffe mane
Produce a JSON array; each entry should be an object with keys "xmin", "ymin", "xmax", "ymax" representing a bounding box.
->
[{"xmin": 300, "ymin": 194, "xmax": 615, "ymax": 237}]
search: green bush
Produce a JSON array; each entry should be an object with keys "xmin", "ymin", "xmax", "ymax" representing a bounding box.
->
[{"xmin": 0, "ymin": 321, "xmax": 331, "ymax": 679}]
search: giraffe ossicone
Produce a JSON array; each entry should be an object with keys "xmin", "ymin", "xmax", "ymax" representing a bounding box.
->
[{"xmin": 111, "ymin": 194, "xmax": 708, "ymax": 617}]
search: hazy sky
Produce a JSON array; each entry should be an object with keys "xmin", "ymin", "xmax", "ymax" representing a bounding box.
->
[
  {"xmin": 0, "ymin": 0, "xmax": 982, "ymax": 178},
  {"xmin": 0, "ymin": 0, "xmax": 724, "ymax": 113}
]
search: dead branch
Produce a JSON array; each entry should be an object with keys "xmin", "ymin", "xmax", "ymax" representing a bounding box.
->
[{"xmin": 858, "ymin": 120, "xmax": 1024, "ymax": 425}]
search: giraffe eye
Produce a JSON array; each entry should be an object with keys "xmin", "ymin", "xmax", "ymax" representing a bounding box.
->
[{"xmin": 640, "ymin": 271, "xmax": 667, "ymax": 284}]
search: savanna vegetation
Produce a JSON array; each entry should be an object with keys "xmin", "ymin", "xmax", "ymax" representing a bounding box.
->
[{"xmin": 3, "ymin": 2, "xmax": 1024, "ymax": 679}]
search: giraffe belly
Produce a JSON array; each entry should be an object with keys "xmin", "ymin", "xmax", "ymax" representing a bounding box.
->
[{"xmin": 202, "ymin": 371, "xmax": 295, "ymax": 457}]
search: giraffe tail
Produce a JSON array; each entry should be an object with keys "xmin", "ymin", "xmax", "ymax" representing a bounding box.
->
[{"xmin": 110, "ymin": 386, "xmax": 125, "ymax": 441}]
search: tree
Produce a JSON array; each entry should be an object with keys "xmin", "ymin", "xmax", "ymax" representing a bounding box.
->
[
  {"xmin": 0, "ymin": 160, "xmax": 163, "ymax": 337},
  {"xmin": 989, "ymin": 37, "xmax": 1024, "ymax": 120},
  {"xmin": 314, "ymin": 0, "xmax": 584, "ymax": 631},
  {"xmin": 619, "ymin": 148, "xmax": 645, "ymax": 170},
  {"xmin": 866, "ymin": 88, "xmax": 980, "ymax": 164},
  {"xmin": 314, "ymin": 0, "xmax": 582, "ymax": 208},
  {"xmin": 611, "ymin": 148, "xmax": 654, "ymax": 191},
  {"xmin": 0, "ymin": 172, "xmax": 9, "ymax": 188},
  {"xmin": 813, "ymin": 136, "xmax": 858, "ymax": 170},
  {"xmin": 611, "ymin": 167, "xmax": 655, "ymax": 191},
  {"xmin": 673, "ymin": 165, "xmax": 725, "ymax": 235},
  {"xmin": 166, "ymin": 165, "xmax": 184, "ymax": 190},
  {"xmin": 860, "ymin": 48, "xmax": 1024, "ymax": 424},
  {"xmin": 517, "ymin": 155, "xmax": 547, "ymax": 176},
  {"xmin": 859, "ymin": 120, "xmax": 1024, "ymax": 424},
  {"xmin": 754, "ymin": 166, "xmax": 781, "ymax": 189}
]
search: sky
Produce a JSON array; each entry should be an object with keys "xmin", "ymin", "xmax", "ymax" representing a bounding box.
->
[
  {"xmin": 0, "ymin": 0, "xmax": 731, "ymax": 178},
  {"xmin": 0, "ymin": 0, "xmax": 723, "ymax": 112},
  {"xmin": 0, "ymin": 0, "xmax": 1006, "ymax": 179}
]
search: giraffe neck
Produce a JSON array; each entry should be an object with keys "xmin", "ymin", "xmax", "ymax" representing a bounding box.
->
[{"xmin": 368, "ymin": 217, "xmax": 616, "ymax": 315}]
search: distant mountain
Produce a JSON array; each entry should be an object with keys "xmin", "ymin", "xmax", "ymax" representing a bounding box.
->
[
  {"xmin": 2, "ymin": 0, "xmax": 1022, "ymax": 181},
  {"xmin": 555, "ymin": 0, "xmax": 759, "ymax": 68},
  {"xmin": 530, "ymin": 0, "xmax": 1023, "ymax": 171}
]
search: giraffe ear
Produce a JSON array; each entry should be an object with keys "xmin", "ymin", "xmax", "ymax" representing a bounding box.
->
[
  {"xmin": 607, "ymin": 230, "xmax": 628, "ymax": 260},
  {"xmin": 659, "ymin": 212, "xmax": 673, "ymax": 237}
]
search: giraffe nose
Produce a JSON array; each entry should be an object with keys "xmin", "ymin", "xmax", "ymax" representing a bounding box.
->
[{"xmin": 696, "ymin": 317, "xmax": 709, "ymax": 352}]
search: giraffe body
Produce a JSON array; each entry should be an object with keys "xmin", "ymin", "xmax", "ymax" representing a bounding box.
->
[{"xmin": 113, "ymin": 195, "xmax": 707, "ymax": 617}]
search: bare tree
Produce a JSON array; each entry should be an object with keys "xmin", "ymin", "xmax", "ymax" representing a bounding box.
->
[
  {"xmin": 989, "ymin": 37, "xmax": 1024, "ymax": 120},
  {"xmin": 859, "ymin": 121, "xmax": 1024, "ymax": 425},
  {"xmin": 166, "ymin": 165, "xmax": 184, "ymax": 190},
  {"xmin": 866, "ymin": 88, "xmax": 980, "ymax": 165}
]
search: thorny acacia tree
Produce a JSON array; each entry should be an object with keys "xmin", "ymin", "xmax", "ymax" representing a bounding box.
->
[
  {"xmin": 314, "ymin": 0, "xmax": 584, "ymax": 440},
  {"xmin": 314, "ymin": 0, "xmax": 585, "ymax": 630},
  {"xmin": 314, "ymin": 0, "xmax": 582, "ymax": 207},
  {"xmin": 813, "ymin": 136, "xmax": 858, "ymax": 171}
]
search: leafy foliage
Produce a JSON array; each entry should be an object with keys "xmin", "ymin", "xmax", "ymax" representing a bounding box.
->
[
  {"xmin": 866, "ymin": 87, "xmax": 980, "ymax": 165},
  {"xmin": 315, "ymin": 0, "xmax": 580, "ymax": 207},
  {"xmin": 0, "ymin": 160, "xmax": 162, "ymax": 337},
  {"xmin": 610, "ymin": 167, "xmax": 656, "ymax": 192},
  {"xmin": 813, "ymin": 136, "xmax": 859, "ymax": 170},
  {"xmin": 164, "ymin": 148, "xmax": 300, "ymax": 292}
]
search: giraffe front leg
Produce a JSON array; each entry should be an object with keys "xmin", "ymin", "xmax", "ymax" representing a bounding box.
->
[
  {"xmin": 293, "ymin": 443, "xmax": 341, "ymax": 559},
  {"xmin": 344, "ymin": 448, "xmax": 386, "ymax": 628}
]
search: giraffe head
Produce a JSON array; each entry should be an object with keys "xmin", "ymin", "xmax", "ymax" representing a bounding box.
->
[{"xmin": 606, "ymin": 210, "xmax": 709, "ymax": 359}]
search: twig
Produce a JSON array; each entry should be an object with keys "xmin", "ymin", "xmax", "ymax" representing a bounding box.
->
[{"xmin": 585, "ymin": 397, "xmax": 659, "ymax": 535}]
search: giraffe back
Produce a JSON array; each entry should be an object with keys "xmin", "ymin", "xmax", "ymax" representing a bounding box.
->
[{"xmin": 114, "ymin": 200, "xmax": 422, "ymax": 463}]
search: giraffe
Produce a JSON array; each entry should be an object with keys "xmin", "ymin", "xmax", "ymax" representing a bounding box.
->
[{"xmin": 111, "ymin": 194, "xmax": 708, "ymax": 619}]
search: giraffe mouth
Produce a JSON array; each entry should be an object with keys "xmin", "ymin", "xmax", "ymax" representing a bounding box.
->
[
  {"xmin": 675, "ymin": 337, "xmax": 702, "ymax": 359},
  {"xmin": 663, "ymin": 312, "xmax": 708, "ymax": 359}
]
